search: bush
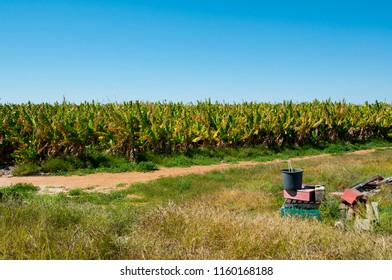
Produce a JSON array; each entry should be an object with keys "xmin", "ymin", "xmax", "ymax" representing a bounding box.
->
[
  {"xmin": 0, "ymin": 183, "xmax": 39, "ymax": 201},
  {"xmin": 135, "ymin": 161, "xmax": 156, "ymax": 172},
  {"xmin": 41, "ymin": 157, "xmax": 74, "ymax": 173},
  {"xmin": 13, "ymin": 163, "xmax": 41, "ymax": 176},
  {"xmin": 68, "ymin": 189, "xmax": 84, "ymax": 196}
]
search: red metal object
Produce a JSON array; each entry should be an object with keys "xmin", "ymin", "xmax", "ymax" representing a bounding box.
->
[{"xmin": 342, "ymin": 188, "xmax": 363, "ymax": 205}]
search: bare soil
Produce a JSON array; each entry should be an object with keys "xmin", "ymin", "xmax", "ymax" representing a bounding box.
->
[{"xmin": 0, "ymin": 149, "xmax": 378, "ymax": 193}]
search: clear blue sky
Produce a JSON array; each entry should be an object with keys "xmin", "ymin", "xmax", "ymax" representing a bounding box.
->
[{"xmin": 1, "ymin": 0, "xmax": 391, "ymax": 104}]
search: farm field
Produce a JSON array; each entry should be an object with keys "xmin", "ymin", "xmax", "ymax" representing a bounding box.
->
[
  {"xmin": 1, "ymin": 147, "xmax": 392, "ymax": 260},
  {"xmin": 1, "ymin": 100, "xmax": 392, "ymax": 259},
  {"xmin": 2, "ymin": 1, "xmax": 391, "ymax": 273},
  {"xmin": 1, "ymin": 100, "xmax": 391, "ymax": 165}
]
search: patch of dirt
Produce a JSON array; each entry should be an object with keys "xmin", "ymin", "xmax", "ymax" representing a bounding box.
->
[
  {"xmin": 348, "ymin": 148, "xmax": 377, "ymax": 155},
  {"xmin": 0, "ymin": 148, "xmax": 383, "ymax": 193},
  {"xmin": 38, "ymin": 186, "xmax": 66, "ymax": 195},
  {"xmin": 126, "ymin": 194, "xmax": 144, "ymax": 200}
]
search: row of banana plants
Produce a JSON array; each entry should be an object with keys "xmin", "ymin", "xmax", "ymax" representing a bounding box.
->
[{"xmin": 0, "ymin": 100, "xmax": 391, "ymax": 162}]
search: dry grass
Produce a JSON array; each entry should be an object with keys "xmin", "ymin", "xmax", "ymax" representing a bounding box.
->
[
  {"xmin": 1, "ymin": 147, "xmax": 392, "ymax": 259},
  {"xmin": 128, "ymin": 197, "xmax": 392, "ymax": 260},
  {"xmin": 125, "ymin": 148, "xmax": 392, "ymax": 260}
]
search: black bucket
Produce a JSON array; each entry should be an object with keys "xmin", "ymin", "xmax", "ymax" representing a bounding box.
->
[{"xmin": 282, "ymin": 168, "xmax": 303, "ymax": 190}]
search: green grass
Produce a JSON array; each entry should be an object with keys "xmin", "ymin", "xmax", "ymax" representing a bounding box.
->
[
  {"xmin": 11, "ymin": 139, "xmax": 392, "ymax": 176},
  {"xmin": 12, "ymin": 162, "xmax": 41, "ymax": 176},
  {"xmin": 141, "ymin": 138, "xmax": 392, "ymax": 167},
  {"xmin": 13, "ymin": 151, "xmax": 157, "ymax": 176},
  {"xmin": 1, "ymin": 147, "xmax": 392, "ymax": 259},
  {"xmin": 0, "ymin": 183, "xmax": 39, "ymax": 200}
]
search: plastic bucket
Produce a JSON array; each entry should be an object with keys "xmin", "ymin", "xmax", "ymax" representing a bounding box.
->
[{"xmin": 282, "ymin": 168, "xmax": 303, "ymax": 190}]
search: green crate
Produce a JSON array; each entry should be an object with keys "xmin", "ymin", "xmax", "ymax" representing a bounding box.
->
[{"xmin": 280, "ymin": 207, "xmax": 321, "ymax": 220}]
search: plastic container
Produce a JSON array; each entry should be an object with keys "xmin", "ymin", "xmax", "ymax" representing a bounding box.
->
[
  {"xmin": 315, "ymin": 186, "xmax": 325, "ymax": 202},
  {"xmin": 282, "ymin": 168, "xmax": 303, "ymax": 190}
]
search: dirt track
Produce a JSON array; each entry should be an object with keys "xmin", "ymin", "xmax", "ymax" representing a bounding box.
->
[{"xmin": 0, "ymin": 149, "xmax": 378, "ymax": 193}]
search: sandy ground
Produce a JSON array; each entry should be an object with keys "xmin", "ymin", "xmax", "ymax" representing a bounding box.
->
[{"xmin": 0, "ymin": 149, "xmax": 378, "ymax": 193}]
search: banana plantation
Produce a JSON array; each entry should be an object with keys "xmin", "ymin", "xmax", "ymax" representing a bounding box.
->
[{"xmin": 1, "ymin": 100, "xmax": 391, "ymax": 162}]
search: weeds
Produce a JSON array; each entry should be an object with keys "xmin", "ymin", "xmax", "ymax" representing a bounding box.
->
[
  {"xmin": 0, "ymin": 183, "xmax": 39, "ymax": 201},
  {"xmin": 68, "ymin": 188, "xmax": 84, "ymax": 196},
  {"xmin": 12, "ymin": 163, "xmax": 41, "ymax": 176},
  {"xmin": 0, "ymin": 189, "xmax": 136, "ymax": 259},
  {"xmin": 134, "ymin": 161, "xmax": 156, "ymax": 172},
  {"xmin": 1, "ymin": 148, "xmax": 392, "ymax": 259},
  {"xmin": 10, "ymin": 139, "xmax": 392, "ymax": 176},
  {"xmin": 128, "ymin": 202, "xmax": 392, "ymax": 259},
  {"xmin": 143, "ymin": 139, "xmax": 392, "ymax": 168},
  {"xmin": 13, "ymin": 152, "xmax": 156, "ymax": 176}
]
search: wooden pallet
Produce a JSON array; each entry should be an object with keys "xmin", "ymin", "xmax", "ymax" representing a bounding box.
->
[{"xmin": 284, "ymin": 198, "xmax": 321, "ymax": 209}]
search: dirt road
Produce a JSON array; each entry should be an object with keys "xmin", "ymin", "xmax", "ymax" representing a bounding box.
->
[{"xmin": 0, "ymin": 149, "xmax": 378, "ymax": 193}]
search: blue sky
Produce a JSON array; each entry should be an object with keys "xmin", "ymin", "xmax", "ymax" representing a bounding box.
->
[{"xmin": 1, "ymin": 0, "xmax": 391, "ymax": 104}]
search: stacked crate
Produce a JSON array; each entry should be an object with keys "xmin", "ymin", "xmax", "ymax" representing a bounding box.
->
[{"xmin": 280, "ymin": 185, "xmax": 325, "ymax": 220}]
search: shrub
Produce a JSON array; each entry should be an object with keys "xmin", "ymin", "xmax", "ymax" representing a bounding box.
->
[
  {"xmin": 13, "ymin": 163, "xmax": 41, "ymax": 176},
  {"xmin": 135, "ymin": 161, "xmax": 156, "ymax": 172},
  {"xmin": 68, "ymin": 189, "xmax": 84, "ymax": 196},
  {"xmin": 0, "ymin": 183, "xmax": 39, "ymax": 201},
  {"xmin": 41, "ymin": 157, "xmax": 74, "ymax": 173}
]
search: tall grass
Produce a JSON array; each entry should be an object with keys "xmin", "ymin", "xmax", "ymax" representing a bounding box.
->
[
  {"xmin": 1, "ymin": 148, "xmax": 392, "ymax": 259},
  {"xmin": 0, "ymin": 185, "xmax": 137, "ymax": 259},
  {"xmin": 128, "ymin": 201, "xmax": 392, "ymax": 259},
  {"xmin": 126, "ymin": 149, "xmax": 392, "ymax": 259}
]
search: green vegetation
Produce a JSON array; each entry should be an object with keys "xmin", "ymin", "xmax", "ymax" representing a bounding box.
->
[
  {"xmin": 11, "ymin": 139, "xmax": 392, "ymax": 176},
  {"xmin": 0, "ymin": 183, "xmax": 39, "ymax": 200},
  {"xmin": 143, "ymin": 138, "xmax": 392, "ymax": 167},
  {"xmin": 1, "ymin": 100, "xmax": 391, "ymax": 165},
  {"xmin": 13, "ymin": 151, "xmax": 157, "ymax": 176},
  {"xmin": 1, "ymin": 99, "xmax": 392, "ymax": 258},
  {"xmin": 1, "ymin": 148, "xmax": 392, "ymax": 259}
]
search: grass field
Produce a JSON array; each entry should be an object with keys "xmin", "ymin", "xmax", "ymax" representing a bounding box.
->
[
  {"xmin": 1, "ymin": 147, "xmax": 392, "ymax": 259},
  {"xmin": 11, "ymin": 138, "xmax": 392, "ymax": 176}
]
